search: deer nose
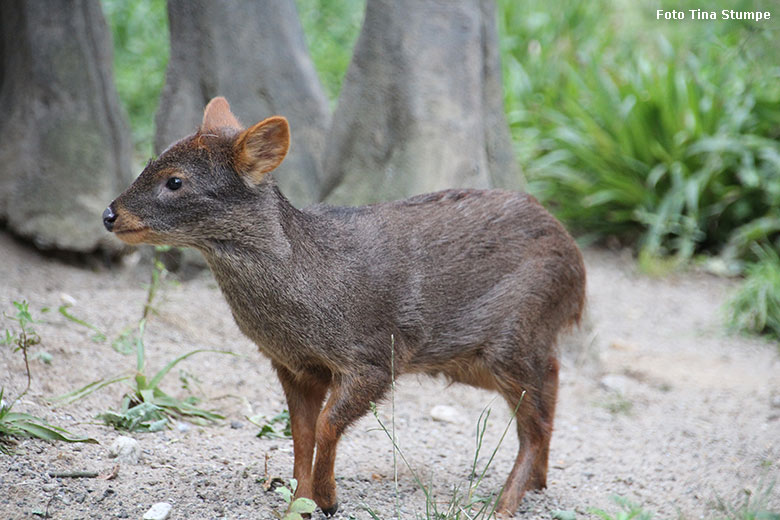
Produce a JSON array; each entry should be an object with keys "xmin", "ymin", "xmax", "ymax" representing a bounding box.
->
[{"xmin": 102, "ymin": 206, "xmax": 117, "ymax": 232}]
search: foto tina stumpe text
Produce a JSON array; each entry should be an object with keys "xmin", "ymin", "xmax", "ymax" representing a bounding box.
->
[{"xmin": 657, "ymin": 9, "xmax": 771, "ymax": 20}]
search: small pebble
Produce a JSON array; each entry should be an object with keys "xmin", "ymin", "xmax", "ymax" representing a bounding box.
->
[
  {"xmin": 60, "ymin": 293, "xmax": 77, "ymax": 306},
  {"xmin": 230, "ymin": 420, "xmax": 243, "ymax": 429},
  {"xmin": 599, "ymin": 374, "xmax": 633, "ymax": 394},
  {"xmin": 176, "ymin": 422, "xmax": 191, "ymax": 433},
  {"xmin": 430, "ymin": 404, "xmax": 463, "ymax": 424},
  {"xmin": 142, "ymin": 502, "xmax": 172, "ymax": 520},
  {"xmin": 108, "ymin": 436, "xmax": 141, "ymax": 465}
]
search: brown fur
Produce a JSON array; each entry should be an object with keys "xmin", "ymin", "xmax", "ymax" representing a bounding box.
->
[
  {"xmin": 202, "ymin": 97, "xmax": 242, "ymax": 132},
  {"xmin": 104, "ymin": 97, "xmax": 586, "ymax": 516}
]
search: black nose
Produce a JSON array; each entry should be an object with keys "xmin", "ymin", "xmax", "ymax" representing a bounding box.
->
[{"xmin": 102, "ymin": 206, "xmax": 117, "ymax": 232}]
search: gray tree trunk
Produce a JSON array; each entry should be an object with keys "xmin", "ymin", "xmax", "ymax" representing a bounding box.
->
[
  {"xmin": 0, "ymin": 0, "xmax": 133, "ymax": 252},
  {"xmin": 323, "ymin": 0, "xmax": 521, "ymax": 205},
  {"xmin": 156, "ymin": 0, "xmax": 331, "ymax": 207}
]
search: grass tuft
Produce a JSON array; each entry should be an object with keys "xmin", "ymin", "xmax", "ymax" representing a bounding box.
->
[
  {"xmin": 726, "ymin": 244, "xmax": 780, "ymax": 342},
  {"xmin": 714, "ymin": 480, "xmax": 780, "ymax": 520},
  {"xmin": 1, "ymin": 301, "xmax": 97, "ymax": 453},
  {"xmin": 590, "ymin": 496, "xmax": 655, "ymax": 520},
  {"xmin": 56, "ymin": 319, "xmax": 233, "ymax": 432}
]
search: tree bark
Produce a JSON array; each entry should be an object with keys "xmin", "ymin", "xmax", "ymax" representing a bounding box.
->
[
  {"xmin": 0, "ymin": 0, "xmax": 133, "ymax": 252},
  {"xmin": 323, "ymin": 0, "xmax": 522, "ymax": 205},
  {"xmin": 156, "ymin": 0, "xmax": 331, "ymax": 207}
]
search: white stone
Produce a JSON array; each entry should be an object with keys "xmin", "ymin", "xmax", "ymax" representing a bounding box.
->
[
  {"xmin": 430, "ymin": 404, "xmax": 463, "ymax": 424},
  {"xmin": 142, "ymin": 502, "xmax": 172, "ymax": 520},
  {"xmin": 108, "ymin": 436, "xmax": 141, "ymax": 465},
  {"xmin": 60, "ymin": 293, "xmax": 77, "ymax": 306},
  {"xmin": 599, "ymin": 374, "xmax": 633, "ymax": 395}
]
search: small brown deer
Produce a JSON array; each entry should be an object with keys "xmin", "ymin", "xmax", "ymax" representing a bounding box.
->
[{"xmin": 103, "ymin": 97, "xmax": 585, "ymax": 516}]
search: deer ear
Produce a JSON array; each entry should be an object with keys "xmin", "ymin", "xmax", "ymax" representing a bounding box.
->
[
  {"xmin": 233, "ymin": 116, "xmax": 290, "ymax": 184},
  {"xmin": 201, "ymin": 97, "xmax": 241, "ymax": 133}
]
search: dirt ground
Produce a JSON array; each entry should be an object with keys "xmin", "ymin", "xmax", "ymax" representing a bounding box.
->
[{"xmin": 1, "ymin": 230, "xmax": 778, "ymax": 520}]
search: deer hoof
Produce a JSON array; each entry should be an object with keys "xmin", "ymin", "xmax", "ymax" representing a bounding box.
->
[{"xmin": 321, "ymin": 503, "xmax": 339, "ymax": 517}]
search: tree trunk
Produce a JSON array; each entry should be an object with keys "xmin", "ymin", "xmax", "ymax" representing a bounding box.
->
[
  {"xmin": 0, "ymin": 0, "xmax": 133, "ymax": 252},
  {"xmin": 156, "ymin": 0, "xmax": 331, "ymax": 207},
  {"xmin": 323, "ymin": 0, "xmax": 522, "ymax": 205}
]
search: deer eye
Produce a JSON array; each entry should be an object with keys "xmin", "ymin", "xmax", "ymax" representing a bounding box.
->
[{"xmin": 165, "ymin": 177, "xmax": 183, "ymax": 191}]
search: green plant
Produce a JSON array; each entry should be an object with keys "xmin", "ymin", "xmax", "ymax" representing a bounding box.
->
[
  {"xmin": 361, "ymin": 335, "xmax": 520, "ymax": 519},
  {"xmin": 56, "ymin": 319, "xmax": 233, "ymax": 432},
  {"xmin": 498, "ymin": 0, "xmax": 780, "ymax": 342},
  {"xmin": 727, "ymin": 244, "xmax": 780, "ymax": 341},
  {"xmin": 2, "ymin": 301, "xmax": 41, "ymax": 398},
  {"xmin": 54, "ymin": 244, "xmax": 224, "ymax": 432},
  {"xmin": 598, "ymin": 394, "xmax": 634, "ymax": 416},
  {"xmin": 143, "ymin": 247, "xmax": 173, "ymax": 320},
  {"xmin": 1, "ymin": 301, "xmax": 97, "ymax": 453},
  {"xmin": 250, "ymin": 409, "xmax": 292, "ymax": 439},
  {"xmin": 112, "ymin": 245, "xmax": 174, "ymax": 355},
  {"xmin": 590, "ymin": 496, "xmax": 655, "ymax": 520},
  {"xmin": 499, "ymin": 0, "xmax": 780, "ymax": 262},
  {"xmin": 58, "ymin": 304, "xmax": 107, "ymax": 343},
  {"xmin": 366, "ymin": 403, "xmax": 515, "ymax": 520},
  {"xmin": 0, "ymin": 388, "xmax": 97, "ymax": 454},
  {"xmin": 528, "ymin": 51, "xmax": 779, "ymax": 259},
  {"xmin": 714, "ymin": 480, "xmax": 779, "ymax": 520},
  {"xmin": 273, "ymin": 478, "xmax": 317, "ymax": 520}
]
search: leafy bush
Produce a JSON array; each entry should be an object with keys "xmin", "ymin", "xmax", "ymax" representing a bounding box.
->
[
  {"xmin": 531, "ymin": 53, "xmax": 779, "ymax": 259},
  {"xmin": 499, "ymin": 0, "xmax": 780, "ymax": 261}
]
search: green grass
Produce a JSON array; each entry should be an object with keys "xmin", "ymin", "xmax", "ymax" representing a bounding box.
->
[
  {"xmin": 1, "ymin": 301, "xmax": 97, "ymax": 453},
  {"xmin": 590, "ymin": 496, "xmax": 655, "ymax": 520},
  {"xmin": 250, "ymin": 409, "xmax": 292, "ymax": 439},
  {"xmin": 498, "ymin": 0, "xmax": 780, "ymax": 261},
  {"xmin": 366, "ymin": 404, "xmax": 511, "ymax": 520},
  {"xmin": 727, "ymin": 244, "xmax": 780, "ymax": 341},
  {"xmin": 715, "ymin": 480, "xmax": 780, "ymax": 520},
  {"xmin": 56, "ymin": 318, "xmax": 232, "ymax": 432},
  {"xmin": 0, "ymin": 388, "xmax": 97, "ymax": 454},
  {"xmin": 58, "ymin": 304, "xmax": 107, "ymax": 343}
]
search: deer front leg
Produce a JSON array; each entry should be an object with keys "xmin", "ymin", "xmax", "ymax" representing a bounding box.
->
[
  {"xmin": 312, "ymin": 371, "xmax": 390, "ymax": 516},
  {"xmin": 274, "ymin": 364, "xmax": 329, "ymax": 502}
]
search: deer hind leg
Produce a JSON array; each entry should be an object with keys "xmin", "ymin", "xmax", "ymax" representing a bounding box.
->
[
  {"xmin": 494, "ymin": 356, "xmax": 559, "ymax": 515},
  {"xmin": 312, "ymin": 370, "xmax": 391, "ymax": 516},
  {"xmin": 274, "ymin": 364, "xmax": 329, "ymax": 503},
  {"xmin": 530, "ymin": 357, "xmax": 558, "ymax": 489}
]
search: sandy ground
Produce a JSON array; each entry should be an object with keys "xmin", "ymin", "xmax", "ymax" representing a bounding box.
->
[{"xmin": 0, "ymin": 231, "xmax": 778, "ymax": 520}]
